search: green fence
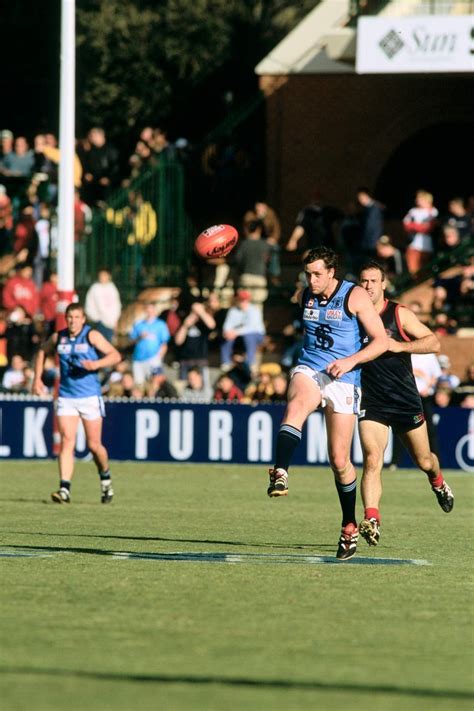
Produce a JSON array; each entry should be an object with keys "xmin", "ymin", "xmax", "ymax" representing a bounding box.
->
[{"xmin": 76, "ymin": 157, "xmax": 195, "ymax": 302}]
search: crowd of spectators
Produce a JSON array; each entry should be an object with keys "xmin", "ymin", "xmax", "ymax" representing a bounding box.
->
[{"xmin": 0, "ymin": 123, "xmax": 472, "ymax": 408}]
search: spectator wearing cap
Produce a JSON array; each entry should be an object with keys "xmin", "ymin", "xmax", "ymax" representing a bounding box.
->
[
  {"xmin": 437, "ymin": 355, "xmax": 460, "ymax": 390},
  {"xmin": 220, "ymin": 290, "xmax": 265, "ymax": 372}
]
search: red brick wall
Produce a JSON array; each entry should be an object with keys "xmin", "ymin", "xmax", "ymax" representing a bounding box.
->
[{"xmin": 261, "ymin": 73, "xmax": 474, "ymax": 238}]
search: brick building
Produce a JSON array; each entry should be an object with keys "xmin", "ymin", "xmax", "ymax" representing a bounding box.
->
[{"xmin": 256, "ymin": 0, "xmax": 474, "ymax": 235}]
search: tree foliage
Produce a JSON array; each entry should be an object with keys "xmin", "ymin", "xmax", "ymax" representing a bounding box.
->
[{"xmin": 76, "ymin": 0, "xmax": 318, "ymax": 139}]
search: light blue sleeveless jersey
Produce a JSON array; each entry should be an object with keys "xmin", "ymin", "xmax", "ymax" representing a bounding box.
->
[
  {"xmin": 56, "ymin": 325, "xmax": 102, "ymax": 397},
  {"xmin": 298, "ymin": 281, "xmax": 362, "ymax": 386}
]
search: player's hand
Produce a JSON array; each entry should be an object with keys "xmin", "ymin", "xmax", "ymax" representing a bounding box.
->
[
  {"xmin": 80, "ymin": 359, "xmax": 98, "ymax": 371},
  {"xmin": 326, "ymin": 356, "xmax": 355, "ymax": 379},
  {"xmin": 224, "ymin": 329, "xmax": 238, "ymax": 341},
  {"xmin": 387, "ymin": 337, "xmax": 403, "ymax": 353}
]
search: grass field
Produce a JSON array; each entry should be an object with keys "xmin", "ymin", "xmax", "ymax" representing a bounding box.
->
[{"xmin": 0, "ymin": 461, "xmax": 472, "ymax": 711}]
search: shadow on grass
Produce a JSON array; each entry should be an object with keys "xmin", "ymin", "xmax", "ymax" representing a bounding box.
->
[
  {"xmin": 0, "ymin": 666, "xmax": 471, "ymax": 700},
  {"xmin": 11, "ymin": 531, "xmax": 332, "ymax": 550}
]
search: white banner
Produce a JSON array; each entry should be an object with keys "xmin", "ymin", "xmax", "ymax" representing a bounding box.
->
[{"xmin": 356, "ymin": 15, "xmax": 474, "ymax": 73}]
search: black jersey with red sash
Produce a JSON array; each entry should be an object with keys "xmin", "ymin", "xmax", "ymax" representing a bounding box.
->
[{"xmin": 360, "ymin": 299, "xmax": 422, "ymax": 415}]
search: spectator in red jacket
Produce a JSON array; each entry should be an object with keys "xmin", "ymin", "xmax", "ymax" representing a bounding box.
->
[
  {"xmin": 2, "ymin": 263, "xmax": 39, "ymax": 317},
  {"xmin": 213, "ymin": 372, "xmax": 244, "ymax": 402}
]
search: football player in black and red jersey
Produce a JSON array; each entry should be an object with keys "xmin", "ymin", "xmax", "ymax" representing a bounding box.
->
[{"xmin": 357, "ymin": 262, "xmax": 454, "ymax": 547}]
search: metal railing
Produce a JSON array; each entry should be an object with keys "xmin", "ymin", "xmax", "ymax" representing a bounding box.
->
[{"xmin": 75, "ymin": 156, "xmax": 194, "ymax": 302}]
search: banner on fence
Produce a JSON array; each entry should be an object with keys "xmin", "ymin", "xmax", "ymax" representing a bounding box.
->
[{"xmin": 0, "ymin": 399, "xmax": 472, "ymax": 471}]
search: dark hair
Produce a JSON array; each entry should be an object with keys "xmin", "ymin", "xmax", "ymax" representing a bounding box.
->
[
  {"xmin": 247, "ymin": 218, "xmax": 263, "ymax": 234},
  {"xmin": 357, "ymin": 186, "xmax": 371, "ymax": 195},
  {"xmin": 65, "ymin": 302, "xmax": 85, "ymax": 316},
  {"xmin": 303, "ymin": 246, "xmax": 338, "ymax": 272},
  {"xmin": 359, "ymin": 261, "xmax": 386, "ymax": 280}
]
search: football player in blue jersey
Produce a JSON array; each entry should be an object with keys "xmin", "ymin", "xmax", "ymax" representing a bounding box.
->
[
  {"xmin": 33, "ymin": 303, "xmax": 121, "ymax": 504},
  {"xmin": 268, "ymin": 247, "xmax": 387, "ymax": 560}
]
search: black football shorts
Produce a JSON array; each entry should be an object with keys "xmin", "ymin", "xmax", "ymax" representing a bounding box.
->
[{"xmin": 358, "ymin": 405, "xmax": 425, "ymax": 433}]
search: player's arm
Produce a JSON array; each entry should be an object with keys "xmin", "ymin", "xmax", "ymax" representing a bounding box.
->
[
  {"xmin": 81, "ymin": 330, "xmax": 122, "ymax": 371},
  {"xmin": 32, "ymin": 333, "xmax": 58, "ymax": 395},
  {"xmin": 389, "ymin": 307, "xmax": 440, "ymax": 354},
  {"xmin": 326, "ymin": 287, "xmax": 388, "ymax": 379}
]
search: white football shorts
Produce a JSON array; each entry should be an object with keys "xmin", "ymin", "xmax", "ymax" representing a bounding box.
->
[
  {"xmin": 56, "ymin": 395, "xmax": 105, "ymax": 420},
  {"xmin": 291, "ymin": 364, "xmax": 361, "ymax": 415}
]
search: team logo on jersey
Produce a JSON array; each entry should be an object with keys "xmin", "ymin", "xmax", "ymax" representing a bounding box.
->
[
  {"xmin": 313, "ymin": 324, "xmax": 334, "ymax": 350},
  {"xmin": 57, "ymin": 344, "xmax": 72, "ymax": 354},
  {"xmin": 325, "ymin": 309, "xmax": 343, "ymax": 321},
  {"xmin": 307, "ymin": 298, "xmax": 315, "ymax": 307},
  {"xmin": 332, "ymin": 297, "xmax": 343, "ymax": 308},
  {"xmin": 346, "ymin": 397, "xmax": 353, "ymax": 405},
  {"xmin": 304, "ymin": 307, "xmax": 320, "ymax": 322}
]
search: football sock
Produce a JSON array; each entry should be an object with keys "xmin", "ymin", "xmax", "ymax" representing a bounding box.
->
[
  {"xmin": 335, "ymin": 478, "xmax": 357, "ymax": 527},
  {"xmin": 275, "ymin": 424, "xmax": 302, "ymax": 471},
  {"xmin": 365, "ymin": 507, "xmax": 380, "ymax": 523},
  {"xmin": 428, "ymin": 472, "xmax": 444, "ymax": 489},
  {"xmin": 99, "ymin": 469, "xmax": 111, "ymax": 483},
  {"xmin": 60, "ymin": 480, "xmax": 71, "ymax": 491}
]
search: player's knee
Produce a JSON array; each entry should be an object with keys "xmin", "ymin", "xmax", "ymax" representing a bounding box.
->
[
  {"xmin": 416, "ymin": 453, "xmax": 435, "ymax": 473},
  {"xmin": 330, "ymin": 457, "xmax": 352, "ymax": 477},
  {"xmin": 365, "ymin": 451, "xmax": 383, "ymax": 473},
  {"xmin": 60, "ymin": 434, "xmax": 75, "ymax": 450},
  {"xmin": 87, "ymin": 439, "xmax": 102, "ymax": 455}
]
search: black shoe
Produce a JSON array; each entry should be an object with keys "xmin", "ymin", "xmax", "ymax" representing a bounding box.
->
[
  {"xmin": 51, "ymin": 487, "xmax": 70, "ymax": 504},
  {"xmin": 101, "ymin": 482, "xmax": 114, "ymax": 504},
  {"xmin": 432, "ymin": 481, "xmax": 454, "ymax": 513},
  {"xmin": 359, "ymin": 518, "xmax": 380, "ymax": 547},
  {"xmin": 336, "ymin": 523, "xmax": 358, "ymax": 560},
  {"xmin": 267, "ymin": 468, "xmax": 288, "ymax": 497}
]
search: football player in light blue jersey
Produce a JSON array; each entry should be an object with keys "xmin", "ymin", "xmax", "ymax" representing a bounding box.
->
[
  {"xmin": 267, "ymin": 247, "xmax": 387, "ymax": 560},
  {"xmin": 33, "ymin": 303, "xmax": 121, "ymax": 504}
]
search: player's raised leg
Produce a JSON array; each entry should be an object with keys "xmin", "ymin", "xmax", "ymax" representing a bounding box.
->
[
  {"xmin": 399, "ymin": 423, "xmax": 454, "ymax": 512},
  {"xmin": 268, "ymin": 372, "xmax": 321, "ymax": 497},
  {"xmin": 83, "ymin": 416, "xmax": 114, "ymax": 504},
  {"xmin": 52, "ymin": 415, "xmax": 79, "ymax": 503},
  {"xmin": 326, "ymin": 410, "xmax": 359, "ymax": 560},
  {"xmin": 358, "ymin": 419, "xmax": 389, "ymax": 545}
]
